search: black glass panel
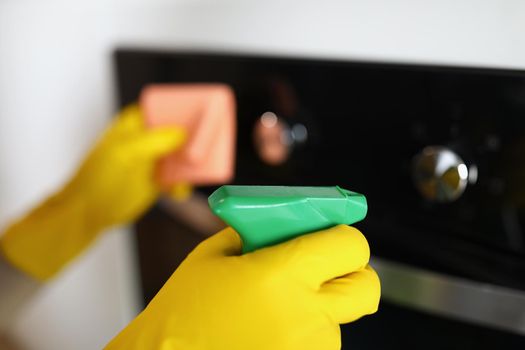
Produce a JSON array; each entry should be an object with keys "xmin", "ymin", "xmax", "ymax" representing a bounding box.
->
[
  {"xmin": 115, "ymin": 49, "xmax": 525, "ymax": 291},
  {"xmin": 342, "ymin": 301, "xmax": 525, "ymax": 349}
]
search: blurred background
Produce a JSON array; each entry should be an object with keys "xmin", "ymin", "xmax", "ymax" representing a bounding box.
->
[{"xmin": 1, "ymin": 1, "xmax": 525, "ymax": 349}]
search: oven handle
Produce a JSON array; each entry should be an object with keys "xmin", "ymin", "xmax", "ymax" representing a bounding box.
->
[{"xmin": 372, "ymin": 256, "xmax": 525, "ymax": 335}]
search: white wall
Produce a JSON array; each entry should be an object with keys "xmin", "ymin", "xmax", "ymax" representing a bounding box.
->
[{"xmin": 1, "ymin": 0, "xmax": 525, "ymax": 349}]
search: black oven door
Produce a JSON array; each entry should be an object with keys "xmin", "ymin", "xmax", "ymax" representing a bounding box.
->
[{"xmin": 115, "ymin": 49, "xmax": 525, "ymax": 348}]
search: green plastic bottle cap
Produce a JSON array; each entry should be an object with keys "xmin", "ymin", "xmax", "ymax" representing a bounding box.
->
[{"xmin": 208, "ymin": 185, "xmax": 367, "ymax": 253}]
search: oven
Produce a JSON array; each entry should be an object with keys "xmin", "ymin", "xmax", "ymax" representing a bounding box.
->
[{"xmin": 115, "ymin": 49, "xmax": 525, "ymax": 349}]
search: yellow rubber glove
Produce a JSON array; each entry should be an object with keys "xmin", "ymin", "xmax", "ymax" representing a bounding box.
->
[
  {"xmin": 106, "ymin": 225, "xmax": 380, "ymax": 350},
  {"xmin": 0, "ymin": 105, "xmax": 186, "ymax": 281}
]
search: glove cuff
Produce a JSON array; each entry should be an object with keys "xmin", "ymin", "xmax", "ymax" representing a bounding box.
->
[{"xmin": 0, "ymin": 189, "xmax": 97, "ymax": 281}]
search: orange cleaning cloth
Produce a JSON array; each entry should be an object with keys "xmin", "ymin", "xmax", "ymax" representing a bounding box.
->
[{"xmin": 140, "ymin": 84, "xmax": 236, "ymax": 187}]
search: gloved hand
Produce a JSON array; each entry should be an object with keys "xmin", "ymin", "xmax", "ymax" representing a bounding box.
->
[
  {"xmin": 106, "ymin": 225, "xmax": 380, "ymax": 350},
  {"xmin": 0, "ymin": 105, "xmax": 186, "ymax": 280},
  {"xmin": 65, "ymin": 104, "xmax": 187, "ymax": 230}
]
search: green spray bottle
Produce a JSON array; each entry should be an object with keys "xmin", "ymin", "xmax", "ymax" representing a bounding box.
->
[{"xmin": 208, "ymin": 185, "xmax": 367, "ymax": 253}]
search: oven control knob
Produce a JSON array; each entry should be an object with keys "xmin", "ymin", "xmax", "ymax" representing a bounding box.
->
[
  {"xmin": 412, "ymin": 146, "xmax": 469, "ymax": 202},
  {"xmin": 253, "ymin": 111, "xmax": 309, "ymax": 166}
]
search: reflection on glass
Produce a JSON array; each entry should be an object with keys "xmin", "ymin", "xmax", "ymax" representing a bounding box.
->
[{"xmin": 253, "ymin": 111, "xmax": 291, "ymax": 166}]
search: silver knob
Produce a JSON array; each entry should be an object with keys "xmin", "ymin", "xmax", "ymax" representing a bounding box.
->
[
  {"xmin": 412, "ymin": 146, "xmax": 469, "ymax": 202},
  {"xmin": 253, "ymin": 111, "xmax": 308, "ymax": 166}
]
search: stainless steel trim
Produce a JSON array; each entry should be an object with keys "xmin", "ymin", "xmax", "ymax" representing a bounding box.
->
[{"xmin": 371, "ymin": 256, "xmax": 525, "ymax": 335}]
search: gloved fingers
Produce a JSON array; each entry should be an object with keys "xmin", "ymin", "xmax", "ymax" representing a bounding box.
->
[
  {"xmin": 108, "ymin": 104, "xmax": 144, "ymax": 136},
  {"xmin": 189, "ymin": 227, "xmax": 242, "ymax": 260},
  {"xmin": 166, "ymin": 182, "xmax": 193, "ymax": 201},
  {"xmin": 318, "ymin": 265, "xmax": 381, "ymax": 324},
  {"xmin": 119, "ymin": 128, "xmax": 186, "ymax": 161},
  {"xmin": 250, "ymin": 225, "xmax": 370, "ymax": 287}
]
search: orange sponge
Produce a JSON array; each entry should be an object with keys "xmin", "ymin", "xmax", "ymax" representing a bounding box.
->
[{"xmin": 140, "ymin": 84, "xmax": 236, "ymax": 188}]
